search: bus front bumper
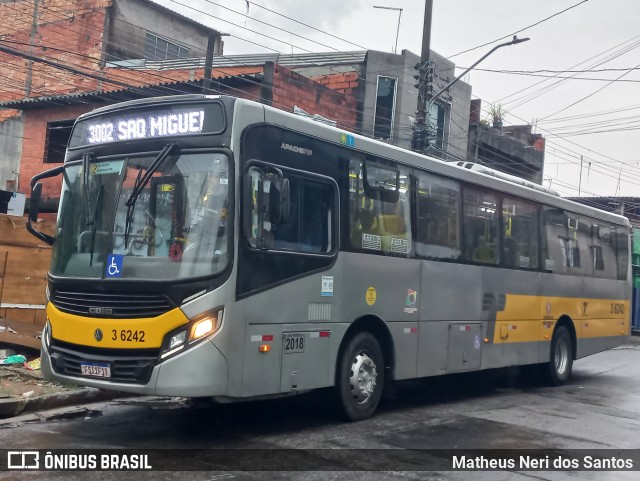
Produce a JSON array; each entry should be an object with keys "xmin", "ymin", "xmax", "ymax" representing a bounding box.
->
[{"xmin": 41, "ymin": 336, "xmax": 230, "ymax": 397}]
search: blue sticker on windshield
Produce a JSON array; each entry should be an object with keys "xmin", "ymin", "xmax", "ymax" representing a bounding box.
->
[{"xmin": 105, "ymin": 254, "xmax": 123, "ymax": 278}]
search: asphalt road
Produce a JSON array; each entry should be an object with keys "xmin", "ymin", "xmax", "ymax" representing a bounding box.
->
[{"xmin": 1, "ymin": 339, "xmax": 640, "ymax": 481}]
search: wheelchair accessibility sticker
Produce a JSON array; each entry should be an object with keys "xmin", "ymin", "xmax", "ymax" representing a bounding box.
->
[{"xmin": 106, "ymin": 254, "xmax": 123, "ymax": 278}]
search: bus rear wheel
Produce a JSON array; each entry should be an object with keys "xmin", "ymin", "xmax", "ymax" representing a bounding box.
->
[
  {"xmin": 544, "ymin": 326, "xmax": 573, "ymax": 386},
  {"xmin": 337, "ymin": 331, "xmax": 384, "ymax": 421}
]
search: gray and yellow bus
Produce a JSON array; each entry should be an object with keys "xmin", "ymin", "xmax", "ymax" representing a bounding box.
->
[{"xmin": 28, "ymin": 94, "xmax": 631, "ymax": 421}]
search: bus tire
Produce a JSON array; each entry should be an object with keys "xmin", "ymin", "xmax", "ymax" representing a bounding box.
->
[
  {"xmin": 337, "ymin": 331, "xmax": 384, "ymax": 421},
  {"xmin": 544, "ymin": 326, "xmax": 573, "ymax": 386}
]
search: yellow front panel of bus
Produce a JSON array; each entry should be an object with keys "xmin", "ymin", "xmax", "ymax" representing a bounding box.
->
[
  {"xmin": 493, "ymin": 295, "xmax": 629, "ymax": 343},
  {"xmin": 47, "ymin": 303, "xmax": 190, "ymax": 349}
]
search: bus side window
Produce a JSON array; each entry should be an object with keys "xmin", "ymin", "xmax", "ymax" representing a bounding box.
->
[
  {"xmin": 415, "ymin": 172, "xmax": 461, "ymax": 260},
  {"xmin": 256, "ymin": 171, "xmax": 335, "ymax": 254},
  {"xmin": 542, "ymin": 207, "xmax": 567, "ymax": 273},
  {"xmin": 502, "ymin": 196, "xmax": 539, "ymax": 270},
  {"xmin": 462, "ymin": 186, "xmax": 498, "ymax": 265},
  {"xmin": 348, "ymin": 156, "xmax": 411, "ymax": 256},
  {"xmin": 613, "ymin": 227, "xmax": 629, "ymax": 281},
  {"xmin": 566, "ymin": 215, "xmax": 592, "ymax": 276}
]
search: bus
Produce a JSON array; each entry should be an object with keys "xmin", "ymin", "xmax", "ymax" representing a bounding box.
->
[{"xmin": 27, "ymin": 94, "xmax": 631, "ymax": 421}]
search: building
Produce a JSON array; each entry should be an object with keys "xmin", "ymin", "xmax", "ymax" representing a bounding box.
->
[
  {"xmin": 467, "ymin": 99, "xmax": 545, "ymax": 184},
  {"xmin": 0, "ymin": 61, "xmax": 358, "ymax": 209},
  {"xmin": 113, "ymin": 49, "xmax": 473, "ymax": 159},
  {"xmin": 293, "ymin": 49, "xmax": 472, "ymax": 160},
  {"xmin": 0, "ymin": 0, "xmax": 225, "ymax": 192},
  {"xmin": 0, "ymin": 1, "xmax": 473, "ymax": 204}
]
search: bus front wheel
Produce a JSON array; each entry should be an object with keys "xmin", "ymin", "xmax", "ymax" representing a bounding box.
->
[
  {"xmin": 336, "ymin": 331, "xmax": 384, "ymax": 421},
  {"xmin": 544, "ymin": 326, "xmax": 573, "ymax": 386}
]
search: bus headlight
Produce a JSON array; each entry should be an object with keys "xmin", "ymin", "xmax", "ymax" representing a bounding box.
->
[
  {"xmin": 160, "ymin": 330, "xmax": 187, "ymax": 359},
  {"xmin": 189, "ymin": 309, "xmax": 223, "ymax": 342},
  {"xmin": 159, "ymin": 309, "xmax": 223, "ymax": 360},
  {"xmin": 169, "ymin": 331, "xmax": 186, "ymax": 350}
]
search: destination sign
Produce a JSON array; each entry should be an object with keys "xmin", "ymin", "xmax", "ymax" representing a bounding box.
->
[
  {"xmin": 85, "ymin": 110, "xmax": 204, "ymax": 144},
  {"xmin": 70, "ymin": 103, "xmax": 225, "ymax": 148}
]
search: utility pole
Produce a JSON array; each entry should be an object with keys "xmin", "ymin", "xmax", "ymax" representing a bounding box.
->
[
  {"xmin": 203, "ymin": 33, "xmax": 217, "ymax": 94},
  {"xmin": 415, "ymin": 34, "xmax": 529, "ymax": 155},
  {"xmin": 411, "ymin": 0, "xmax": 433, "ymax": 154},
  {"xmin": 25, "ymin": 0, "xmax": 40, "ymax": 97}
]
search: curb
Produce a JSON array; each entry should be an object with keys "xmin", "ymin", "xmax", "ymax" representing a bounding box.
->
[
  {"xmin": 0, "ymin": 387, "xmax": 135, "ymax": 419},
  {"xmin": 24, "ymin": 387, "xmax": 133, "ymax": 414}
]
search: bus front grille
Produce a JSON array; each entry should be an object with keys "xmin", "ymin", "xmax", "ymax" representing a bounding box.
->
[
  {"xmin": 51, "ymin": 290, "xmax": 174, "ymax": 318},
  {"xmin": 49, "ymin": 340, "xmax": 159, "ymax": 384}
]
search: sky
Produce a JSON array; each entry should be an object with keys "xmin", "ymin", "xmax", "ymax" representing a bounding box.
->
[{"xmin": 153, "ymin": 0, "xmax": 640, "ymax": 198}]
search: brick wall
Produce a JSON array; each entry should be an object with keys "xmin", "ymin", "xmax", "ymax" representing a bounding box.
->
[
  {"xmin": 0, "ymin": 0, "xmax": 109, "ymax": 100},
  {"xmin": 19, "ymin": 105, "xmax": 93, "ymax": 198},
  {"xmin": 270, "ymin": 64, "xmax": 358, "ymax": 131},
  {"xmin": 15, "ymin": 62, "xmax": 358, "ymax": 201}
]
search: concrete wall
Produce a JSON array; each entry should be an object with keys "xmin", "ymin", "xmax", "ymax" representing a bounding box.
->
[
  {"xmin": 468, "ymin": 124, "xmax": 545, "ymax": 184},
  {"xmin": 107, "ymin": 0, "xmax": 222, "ymax": 61},
  {"xmin": 0, "ymin": 113, "xmax": 23, "ymax": 191},
  {"xmin": 361, "ymin": 49, "xmax": 471, "ymax": 161}
]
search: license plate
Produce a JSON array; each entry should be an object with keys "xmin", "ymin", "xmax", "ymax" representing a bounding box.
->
[
  {"xmin": 80, "ymin": 362, "xmax": 111, "ymax": 378},
  {"xmin": 283, "ymin": 333, "xmax": 305, "ymax": 354}
]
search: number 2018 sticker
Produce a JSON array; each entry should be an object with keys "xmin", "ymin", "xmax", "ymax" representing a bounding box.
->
[{"xmin": 284, "ymin": 333, "xmax": 305, "ymax": 353}]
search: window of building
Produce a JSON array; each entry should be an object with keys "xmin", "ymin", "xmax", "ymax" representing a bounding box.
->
[
  {"xmin": 144, "ymin": 32, "xmax": 190, "ymax": 61},
  {"xmin": 373, "ymin": 76, "xmax": 397, "ymax": 141},
  {"xmin": 428, "ymin": 102, "xmax": 446, "ymax": 152},
  {"xmin": 44, "ymin": 120, "xmax": 74, "ymax": 163}
]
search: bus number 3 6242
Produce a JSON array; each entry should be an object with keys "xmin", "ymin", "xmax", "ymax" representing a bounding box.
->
[{"xmin": 112, "ymin": 329, "xmax": 146, "ymax": 342}]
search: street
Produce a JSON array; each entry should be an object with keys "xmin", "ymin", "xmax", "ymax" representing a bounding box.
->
[{"xmin": 1, "ymin": 340, "xmax": 639, "ymax": 481}]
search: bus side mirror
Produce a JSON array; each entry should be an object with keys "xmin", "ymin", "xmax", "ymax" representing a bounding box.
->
[
  {"xmin": 29, "ymin": 182, "xmax": 42, "ymax": 223},
  {"xmin": 26, "ymin": 165, "xmax": 64, "ymax": 245},
  {"xmin": 26, "ymin": 182, "xmax": 54, "ymax": 245},
  {"xmin": 244, "ymin": 164, "xmax": 290, "ymax": 250}
]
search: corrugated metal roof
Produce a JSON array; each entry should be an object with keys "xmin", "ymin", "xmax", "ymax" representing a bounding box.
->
[
  {"xmin": 107, "ymin": 50, "xmax": 367, "ymax": 71},
  {"xmin": 0, "ymin": 74, "xmax": 261, "ymax": 109}
]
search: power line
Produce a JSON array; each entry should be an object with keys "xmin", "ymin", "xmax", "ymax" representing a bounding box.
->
[
  {"xmin": 2, "ymin": 0, "xmax": 636, "ymax": 199},
  {"xmin": 447, "ymin": 0, "xmax": 590, "ymax": 59}
]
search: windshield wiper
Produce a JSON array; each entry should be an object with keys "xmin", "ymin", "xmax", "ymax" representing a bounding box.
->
[
  {"xmin": 89, "ymin": 186, "xmax": 104, "ymax": 266},
  {"xmin": 82, "ymin": 152, "xmax": 95, "ymax": 225},
  {"xmin": 124, "ymin": 143, "xmax": 178, "ymax": 249}
]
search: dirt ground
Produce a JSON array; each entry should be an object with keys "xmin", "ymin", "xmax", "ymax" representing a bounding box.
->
[{"xmin": 0, "ymin": 345, "xmax": 77, "ymax": 401}]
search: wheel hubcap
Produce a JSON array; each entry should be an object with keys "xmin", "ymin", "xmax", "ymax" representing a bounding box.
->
[{"xmin": 349, "ymin": 350, "xmax": 378, "ymax": 404}]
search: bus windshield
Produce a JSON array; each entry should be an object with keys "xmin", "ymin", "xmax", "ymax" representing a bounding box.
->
[{"xmin": 51, "ymin": 151, "xmax": 230, "ymax": 281}]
